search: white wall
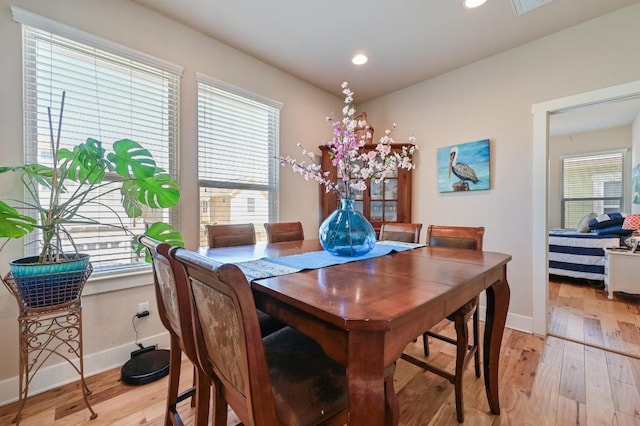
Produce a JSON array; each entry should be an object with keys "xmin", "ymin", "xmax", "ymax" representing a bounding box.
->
[
  {"xmin": 548, "ymin": 125, "xmax": 632, "ymax": 227},
  {"xmin": 0, "ymin": 0, "xmax": 340, "ymax": 404}
]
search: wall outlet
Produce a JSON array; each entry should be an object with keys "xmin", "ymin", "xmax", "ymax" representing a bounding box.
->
[{"xmin": 137, "ymin": 301, "xmax": 149, "ymax": 315}]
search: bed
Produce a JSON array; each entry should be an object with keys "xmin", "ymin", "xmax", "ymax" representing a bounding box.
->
[{"xmin": 548, "ymin": 228, "xmax": 621, "ymax": 281}]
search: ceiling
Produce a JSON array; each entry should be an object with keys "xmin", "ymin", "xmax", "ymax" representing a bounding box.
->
[
  {"xmin": 131, "ymin": 0, "xmax": 640, "ymax": 135},
  {"xmin": 131, "ymin": 0, "xmax": 639, "ymax": 102}
]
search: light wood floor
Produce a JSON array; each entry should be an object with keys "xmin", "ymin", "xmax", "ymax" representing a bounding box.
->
[
  {"xmin": 549, "ymin": 277, "xmax": 640, "ymax": 358},
  {"xmin": 3, "ymin": 317, "xmax": 640, "ymax": 426}
]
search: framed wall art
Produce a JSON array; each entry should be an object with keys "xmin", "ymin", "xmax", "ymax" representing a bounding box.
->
[{"xmin": 437, "ymin": 139, "xmax": 490, "ymax": 193}]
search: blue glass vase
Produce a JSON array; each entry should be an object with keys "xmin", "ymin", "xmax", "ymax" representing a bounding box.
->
[{"xmin": 319, "ymin": 198, "xmax": 376, "ymax": 256}]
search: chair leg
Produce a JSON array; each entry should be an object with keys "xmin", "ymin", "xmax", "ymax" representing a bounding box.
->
[
  {"xmin": 191, "ymin": 365, "xmax": 197, "ymax": 407},
  {"xmin": 472, "ymin": 311, "xmax": 480, "ymax": 378},
  {"xmin": 453, "ymin": 313, "xmax": 469, "ymax": 423},
  {"xmin": 166, "ymin": 339, "xmax": 182, "ymax": 426},
  {"xmin": 423, "ymin": 332, "xmax": 430, "ymax": 357},
  {"xmin": 194, "ymin": 368, "xmax": 212, "ymax": 426},
  {"xmin": 210, "ymin": 376, "xmax": 228, "ymax": 426}
]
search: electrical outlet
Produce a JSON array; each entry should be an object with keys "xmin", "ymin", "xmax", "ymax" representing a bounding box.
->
[{"xmin": 138, "ymin": 301, "xmax": 149, "ymax": 315}]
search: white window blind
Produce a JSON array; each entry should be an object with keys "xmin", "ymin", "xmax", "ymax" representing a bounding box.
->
[
  {"xmin": 20, "ymin": 16, "xmax": 181, "ymax": 272},
  {"xmin": 197, "ymin": 75, "xmax": 281, "ymax": 245},
  {"xmin": 561, "ymin": 151, "xmax": 624, "ymax": 228}
]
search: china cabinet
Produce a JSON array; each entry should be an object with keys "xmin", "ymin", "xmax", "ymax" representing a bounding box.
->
[{"xmin": 319, "ymin": 143, "xmax": 414, "ymax": 235}]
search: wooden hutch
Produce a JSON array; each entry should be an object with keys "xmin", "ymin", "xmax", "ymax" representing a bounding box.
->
[{"xmin": 319, "ymin": 142, "xmax": 414, "ymax": 235}]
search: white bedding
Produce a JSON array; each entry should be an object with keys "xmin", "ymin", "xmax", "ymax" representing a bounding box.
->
[{"xmin": 548, "ymin": 229, "xmax": 621, "ymax": 281}]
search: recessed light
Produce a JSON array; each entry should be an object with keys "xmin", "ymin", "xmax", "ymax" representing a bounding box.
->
[
  {"xmin": 464, "ymin": 0, "xmax": 488, "ymax": 8},
  {"xmin": 352, "ymin": 54, "xmax": 368, "ymax": 65}
]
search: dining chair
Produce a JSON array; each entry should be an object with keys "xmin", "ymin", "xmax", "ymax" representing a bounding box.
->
[
  {"xmin": 206, "ymin": 223, "xmax": 256, "ymax": 248},
  {"xmin": 400, "ymin": 225, "xmax": 484, "ymax": 423},
  {"xmin": 138, "ymin": 236, "xmax": 210, "ymax": 426},
  {"xmin": 264, "ymin": 221, "xmax": 304, "ymax": 243},
  {"xmin": 171, "ymin": 247, "xmax": 349, "ymax": 426},
  {"xmin": 379, "ymin": 222, "xmax": 423, "ymax": 243}
]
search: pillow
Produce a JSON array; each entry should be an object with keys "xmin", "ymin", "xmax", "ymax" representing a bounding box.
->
[
  {"xmin": 588, "ymin": 212, "xmax": 626, "ymax": 230},
  {"xmin": 594, "ymin": 224, "xmax": 633, "ymax": 236},
  {"xmin": 576, "ymin": 212, "xmax": 597, "ymax": 233}
]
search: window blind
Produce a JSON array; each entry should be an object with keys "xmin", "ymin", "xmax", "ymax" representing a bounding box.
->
[
  {"xmin": 20, "ymin": 20, "xmax": 181, "ymax": 272},
  {"xmin": 561, "ymin": 151, "xmax": 624, "ymax": 228},
  {"xmin": 197, "ymin": 75, "xmax": 281, "ymax": 245}
]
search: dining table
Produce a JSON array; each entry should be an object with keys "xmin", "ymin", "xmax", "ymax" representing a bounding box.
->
[{"xmin": 200, "ymin": 239, "xmax": 511, "ymax": 426}]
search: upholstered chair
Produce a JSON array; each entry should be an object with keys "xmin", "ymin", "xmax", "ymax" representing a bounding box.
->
[
  {"xmin": 206, "ymin": 223, "xmax": 256, "ymax": 248},
  {"xmin": 171, "ymin": 247, "xmax": 349, "ymax": 426},
  {"xmin": 379, "ymin": 222, "xmax": 423, "ymax": 243},
  {"xmin": 264, "ymin": 222, "xmax": 304, "ymax": 243}
]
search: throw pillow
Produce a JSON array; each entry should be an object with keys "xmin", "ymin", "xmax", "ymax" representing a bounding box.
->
[
  {"xmin": 576, "ymin": 212, "xmax": 597, "ymax": 233},
  {"xmin": 594, "ymin": 224, "xmax": 633, "ymax": 235},
  {"xmin": 588, "ymin": 212, "xmax": 626, "ymax": 230}
]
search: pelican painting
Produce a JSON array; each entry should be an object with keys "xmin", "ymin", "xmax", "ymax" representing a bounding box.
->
[{"xmin": 437, "ymin": 139, "xmax": 490, "ymax": 192}]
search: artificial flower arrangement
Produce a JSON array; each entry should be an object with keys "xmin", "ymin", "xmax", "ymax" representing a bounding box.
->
[{"xmin": 279, "ymin": 82, "xmax": 417, "ymax": 200}]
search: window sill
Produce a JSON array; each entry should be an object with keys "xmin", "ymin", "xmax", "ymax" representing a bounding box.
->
[{"xmin": 83, "ymin": 265, "xmax": 154, "ymax": 296}]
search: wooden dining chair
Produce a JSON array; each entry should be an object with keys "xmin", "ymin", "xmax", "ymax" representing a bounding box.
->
[
  {"xmin": 379, "ymin": 222, "xmax": 423, "ymax": 243},
  {"xmin": 171, "ymin": 247, "xmax": 349, "ymax": 426},
  {"xmin": 206, "ymin": 223, "xmax": 256, "ymax": 248},
  {"xmin": 138, "ymin": 236, "xmax": 210, "ymax": 426},
  {"xmin": 400, "ymin": 225, "xmax": 484, "ymax": 423},
  {"xmin": 205, "ymin": 223, "xmax": 285, "ymax": 337},
  {"xmin": 264, "ymin": 221, "xmax": 304, "ymax": 243}
]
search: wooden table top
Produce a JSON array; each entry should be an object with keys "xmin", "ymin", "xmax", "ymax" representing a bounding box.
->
[{"xmin": 201, "ymin": 239, "xmax": 511, "ymax": 350}]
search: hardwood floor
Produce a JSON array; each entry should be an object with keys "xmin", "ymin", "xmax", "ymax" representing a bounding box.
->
[
  {"xmin": 2, "ymin": 319, "xmax": 640, "ymax": 425},
  {"xmin": 549, "ymin": 277, "xmax": 640, "ymax": 358}
]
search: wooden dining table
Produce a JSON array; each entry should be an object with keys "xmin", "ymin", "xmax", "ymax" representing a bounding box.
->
[{"xmin": 200, "ymin": 239, "xmax": 511, "ymax": 426}]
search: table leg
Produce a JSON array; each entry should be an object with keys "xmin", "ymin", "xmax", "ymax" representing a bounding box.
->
[
  {"xmin": 483, "ymin": 274, "xmax": 510, "ymax": 415},
  {"xmin": 384, "ymin": 363, "xmax": 399, "ymax": 426},
  {"xmin": 347, "ymin": 330, "xmax": 394, "ymax": 425}
]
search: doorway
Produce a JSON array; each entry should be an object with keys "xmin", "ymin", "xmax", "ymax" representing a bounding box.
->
[
  {"xmin": 545, "ymin": 98, "xmax": 640, "ymax": 356},
  {"xmin": 531, "ymin": 80, "xmax": 640, "ymax": 350}
]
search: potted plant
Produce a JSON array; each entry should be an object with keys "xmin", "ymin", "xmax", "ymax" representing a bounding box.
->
[{"xmin": 0, "ymin": 92, "xmax": 183, "ymax": 307}]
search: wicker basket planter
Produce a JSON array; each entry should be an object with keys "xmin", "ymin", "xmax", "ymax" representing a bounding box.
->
[{"xmin": 9, "ymin": 254, "xmax": 91, "ymax": 308}]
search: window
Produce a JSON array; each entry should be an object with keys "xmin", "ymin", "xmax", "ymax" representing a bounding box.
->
[
  {"xmin": 197, "ymin": 74, "xmax": 281, "ymax": 245},
  {"xmin": 16, "ymin": 8, "xmax": 181, "ymax": 272},
  {"xmin": 561, "ymin": 151, "xmax": 624, "ymax": 228}
]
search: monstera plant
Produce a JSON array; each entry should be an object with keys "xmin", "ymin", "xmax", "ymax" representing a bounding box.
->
[{"xmin": 0, "ymin": 93, "xmax": 182, "ymax": 306}]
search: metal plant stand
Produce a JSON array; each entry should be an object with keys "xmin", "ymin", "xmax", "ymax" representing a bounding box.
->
[{"xmin": 2, "ymin": 268, "xmax": 97, "ymax": 424}]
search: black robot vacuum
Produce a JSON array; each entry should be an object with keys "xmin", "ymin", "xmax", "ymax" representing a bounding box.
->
[{"xmin": 121, "ymin": 346, "xmax": 170, "ymax": 386}]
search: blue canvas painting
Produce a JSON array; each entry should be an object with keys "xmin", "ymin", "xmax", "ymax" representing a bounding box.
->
[{"xmin": 437, "ymin": 139, "xmax": 490, "ymax": 192}]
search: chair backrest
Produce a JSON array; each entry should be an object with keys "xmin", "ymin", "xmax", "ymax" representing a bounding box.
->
[
  {"xmin": 171, "ymin": 248, "xmax": 280, "ymax": 425},
  {"xmin": 264, "ymin": 222, "xmax": 304, "ymax": 243},
  {"xmin": 379, "ymin": 222, "xmax": 423, "ymax": 243},
  {"xmin": 426, "ymin": 225, "xmax": 484, "ymax": 251},
  {"xmin": 206, "ymin": 223, "xmax": 256, "ymax": 248},
  {"xmin": 138, "ymin": 235, "xmax": 198, "ymax": 363}
]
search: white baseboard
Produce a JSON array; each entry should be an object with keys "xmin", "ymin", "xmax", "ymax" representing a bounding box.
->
[
  {"xmin": 478, "ymin": 306, "xmax": 533, "ymax": 334},
  {"xmin": 0, "ymin": 331, "xmax": 169, "ymax": 407}
]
